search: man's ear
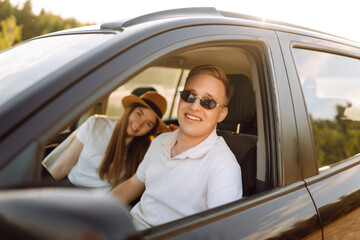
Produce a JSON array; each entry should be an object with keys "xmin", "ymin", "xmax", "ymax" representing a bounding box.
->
[{"xmin": 217, "ymin": 107, "xmax": 228, "ymax": 123}]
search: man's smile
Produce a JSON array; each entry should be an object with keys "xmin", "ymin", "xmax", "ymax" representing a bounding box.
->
[{"xmin": 185, "ymin": 113, "xmax": 202, "ymax": 121}]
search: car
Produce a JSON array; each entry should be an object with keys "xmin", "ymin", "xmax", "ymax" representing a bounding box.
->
[{"xmin": 1, "ymin": 7, "xmax": 360, "ymax": 240}]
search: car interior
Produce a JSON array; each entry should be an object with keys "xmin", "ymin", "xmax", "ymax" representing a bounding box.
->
[{"xmin": 42, "ymin": 43, "xmax": 268, "ymax": 200}]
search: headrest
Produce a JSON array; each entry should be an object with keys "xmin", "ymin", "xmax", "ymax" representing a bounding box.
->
[
  {"xmin": 219, "ymin": 74, "xmax": 256, "ymax": 130},
  {"xmin": 131, "ymin": 87, "xmax": 157, "ymax": 96}
]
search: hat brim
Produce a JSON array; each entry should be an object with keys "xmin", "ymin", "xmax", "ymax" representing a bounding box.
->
[{"xmin": 122, "ymin": 95, "xmax": 168, "ymax": 133}]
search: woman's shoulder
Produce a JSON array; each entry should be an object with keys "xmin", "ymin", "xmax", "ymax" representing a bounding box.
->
[
  {"xmin": 92, "ymin": 114, "xmax": 118, "ymax": 121},
  {"xmin": 87, "ymin": 115, "xmax": 118, "ymax": 128}
]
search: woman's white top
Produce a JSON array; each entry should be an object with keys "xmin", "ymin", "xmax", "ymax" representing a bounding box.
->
[{"xmin": 67, "ymin": 115, "xmax": 117, "ymax": 191}]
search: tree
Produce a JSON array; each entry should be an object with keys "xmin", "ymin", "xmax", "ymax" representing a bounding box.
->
[
  {"xmin": 0, "ymin": 0, "xmax": 89, "ymax": 50},
  {"xmin": 0, "ymin": 0, "xmax": 13, "ymax": 20},
  {"xmin": 0, "ymin": 15, "xmax": 22, "ymax": 50},
  {"xmin": 14, "ymin": 0, "xmax": 36, "ymax": 40}
]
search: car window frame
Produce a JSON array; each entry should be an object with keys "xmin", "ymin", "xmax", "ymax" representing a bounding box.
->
[{"xmin": 278, "ymin": 31, "xmax": 360, "ymax": 178}]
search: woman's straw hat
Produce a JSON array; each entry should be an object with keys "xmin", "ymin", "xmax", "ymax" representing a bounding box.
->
[{"xmin": 122, "ymin": 91, "xmax": 168, "ymax": 132}]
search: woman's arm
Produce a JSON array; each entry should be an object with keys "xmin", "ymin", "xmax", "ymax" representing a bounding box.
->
[
  {"xmin": 111, "ymin": 174, "xmax": 145, "ymax": 203},
  {"xmin": 50, "ymin": 137, "xmax": 84, "ymax": 181}
]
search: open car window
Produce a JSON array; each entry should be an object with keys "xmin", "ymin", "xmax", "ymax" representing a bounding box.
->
[{"xmin": 43, "ymin": 43, "xmax": 268, "ymax": 202}]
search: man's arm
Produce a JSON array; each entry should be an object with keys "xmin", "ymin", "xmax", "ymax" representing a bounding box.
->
[
  {"xmin": 207, "ymin": 164, "xmax": 242, "ymax": 208},
  {"xmin": 111, "ymin": 174, "xmax": 145, "ymax": 203},
  {"xmin": 50, "ymin": 138, "xmax": 83, "ymax": 181}
]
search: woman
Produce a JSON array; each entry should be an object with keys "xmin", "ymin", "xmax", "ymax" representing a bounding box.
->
[{"xmin": 48, "ymin": 91, "xmax": 168, "ymax": 191}]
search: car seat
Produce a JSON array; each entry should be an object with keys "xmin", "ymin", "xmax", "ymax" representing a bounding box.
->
[{"xmin": 217, "ymin": 74, "xmax": 257, "ymax": 196}]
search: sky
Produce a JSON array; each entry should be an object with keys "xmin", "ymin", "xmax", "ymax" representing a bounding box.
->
[{"xmin": 9, "ymin": 0, "xmax": 360, "ymax": 43}]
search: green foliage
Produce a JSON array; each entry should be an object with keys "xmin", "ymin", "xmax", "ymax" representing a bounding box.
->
[
  {"xmin": 311, "ymin": 105, "xmax": 360, "ymax": 168},
  {"xmin": 0, "ymin": 0, "xmax": 89, "ymax": 49},
  {"xmin": 0, "ymin": 0, "xmax": 13, "ymax": 18},
  {"xmin": 0, "ymin": 15, "xmax": 22, "ymax": 50}
]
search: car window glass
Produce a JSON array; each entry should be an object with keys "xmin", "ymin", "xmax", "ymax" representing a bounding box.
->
[
  {"xmin": 106, "ymin": 66, "xmax": 189, "ymax": 119},
  {"xmin": 293, "ymin": 48, "xmax": 360, "ymax": 170},
  {"xmin": 0, "ymin": 34, "xmax": 114, "ymax": 106}
]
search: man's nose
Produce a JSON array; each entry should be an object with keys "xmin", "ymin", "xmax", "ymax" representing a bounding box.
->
[{"xmin": 189, "ymin": 97, "xmax": 202, "ymax": 110}]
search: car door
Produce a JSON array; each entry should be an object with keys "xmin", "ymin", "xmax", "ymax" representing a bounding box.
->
[
  {"xmin": 278, "ymin": 31, "xmax": 360, "ymax": 239},
  {"xmin": 116, "ymin": 25, "xmax": 322, "ymax": 239}
]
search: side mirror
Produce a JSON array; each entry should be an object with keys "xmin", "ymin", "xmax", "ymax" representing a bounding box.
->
[{"xmin": 0, "ymin": 188, "xmax": 135, "ymax": 239}]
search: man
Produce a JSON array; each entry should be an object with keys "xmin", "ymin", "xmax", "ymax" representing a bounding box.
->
[{"xmin": 111, "ymin": 65, "xmax": 242, "ymax": 229}]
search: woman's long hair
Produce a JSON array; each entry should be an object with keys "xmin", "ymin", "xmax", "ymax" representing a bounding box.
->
[{"xmin": 98, "ymin": 103, "xmax": 158, "ymax": 187}]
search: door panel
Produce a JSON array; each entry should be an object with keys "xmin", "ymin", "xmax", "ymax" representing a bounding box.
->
[
  {"xmin": 142, "ymin": 184, "xmax": 321, "ymax": 239},
  {"xmin": 306, "ymin": 162, "xmax": 360, "ymax": 239}
]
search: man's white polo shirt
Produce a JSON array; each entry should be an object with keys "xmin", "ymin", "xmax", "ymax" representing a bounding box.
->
[{"xmin": 130, "ymin": 129, "xmax": 242, "ymax": 229}]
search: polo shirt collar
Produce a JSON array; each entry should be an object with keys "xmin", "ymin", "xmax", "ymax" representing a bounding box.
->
[{"xmin": 163, "ymin": 128, "xmax": 218, "ymax": 160}]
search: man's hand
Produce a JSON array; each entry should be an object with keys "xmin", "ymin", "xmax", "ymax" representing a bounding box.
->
[{"xmin": 111, "ymin": 174, "xmax": 145, "ymax": 203}]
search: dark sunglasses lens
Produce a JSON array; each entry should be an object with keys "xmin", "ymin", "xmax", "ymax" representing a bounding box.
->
[
  {"xmin": 200, "ymin": 98, "xmax": 217, "ymax": 109},
  {"xmin": 180, "ymin": 90, "xmax": 195, "ymax": 103},
  {"xmin": 181, "ymin": 90, "xmax": 218, "ymax": 109}
]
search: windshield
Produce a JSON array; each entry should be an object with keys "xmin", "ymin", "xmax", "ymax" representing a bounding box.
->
[{"xmin": 0, "ymin": 33, "xmax": 114, "ymax": 106}]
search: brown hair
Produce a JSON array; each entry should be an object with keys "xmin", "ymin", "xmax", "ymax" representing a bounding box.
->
[
  {"xmin": 186, "ymin": 65, "xmax": 233, "ymax": 105},
  {"xmin": 98, "ymin": 103, "xmax": 158, "ymax": 187}
]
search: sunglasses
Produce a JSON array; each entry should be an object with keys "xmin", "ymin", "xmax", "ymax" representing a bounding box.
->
[{"xmin": 179, "ymin": 90, "xmax": 226, "ymax": 110}]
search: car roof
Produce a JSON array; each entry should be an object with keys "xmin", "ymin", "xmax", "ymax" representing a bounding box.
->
[
  {"xmin": 101, "ymin": 7, "xmax": 356, "ymax": 45},
  {"xmin": 43, "ymin": 7, "xmax": 358, "ymax": 49},
  {"xmin": 100, "ymin": 7, "xmax": 320, "ymax": 34}
]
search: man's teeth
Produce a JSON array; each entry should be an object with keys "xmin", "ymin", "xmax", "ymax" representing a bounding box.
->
[{"xmin": 186, "ymin": 114, "xmax": 201, "ymax": 121}]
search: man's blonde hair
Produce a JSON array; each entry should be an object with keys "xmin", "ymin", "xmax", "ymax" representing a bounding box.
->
[{"xmin": 186, "ymin": 65, "xmax": 233, "ymax": 105}]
